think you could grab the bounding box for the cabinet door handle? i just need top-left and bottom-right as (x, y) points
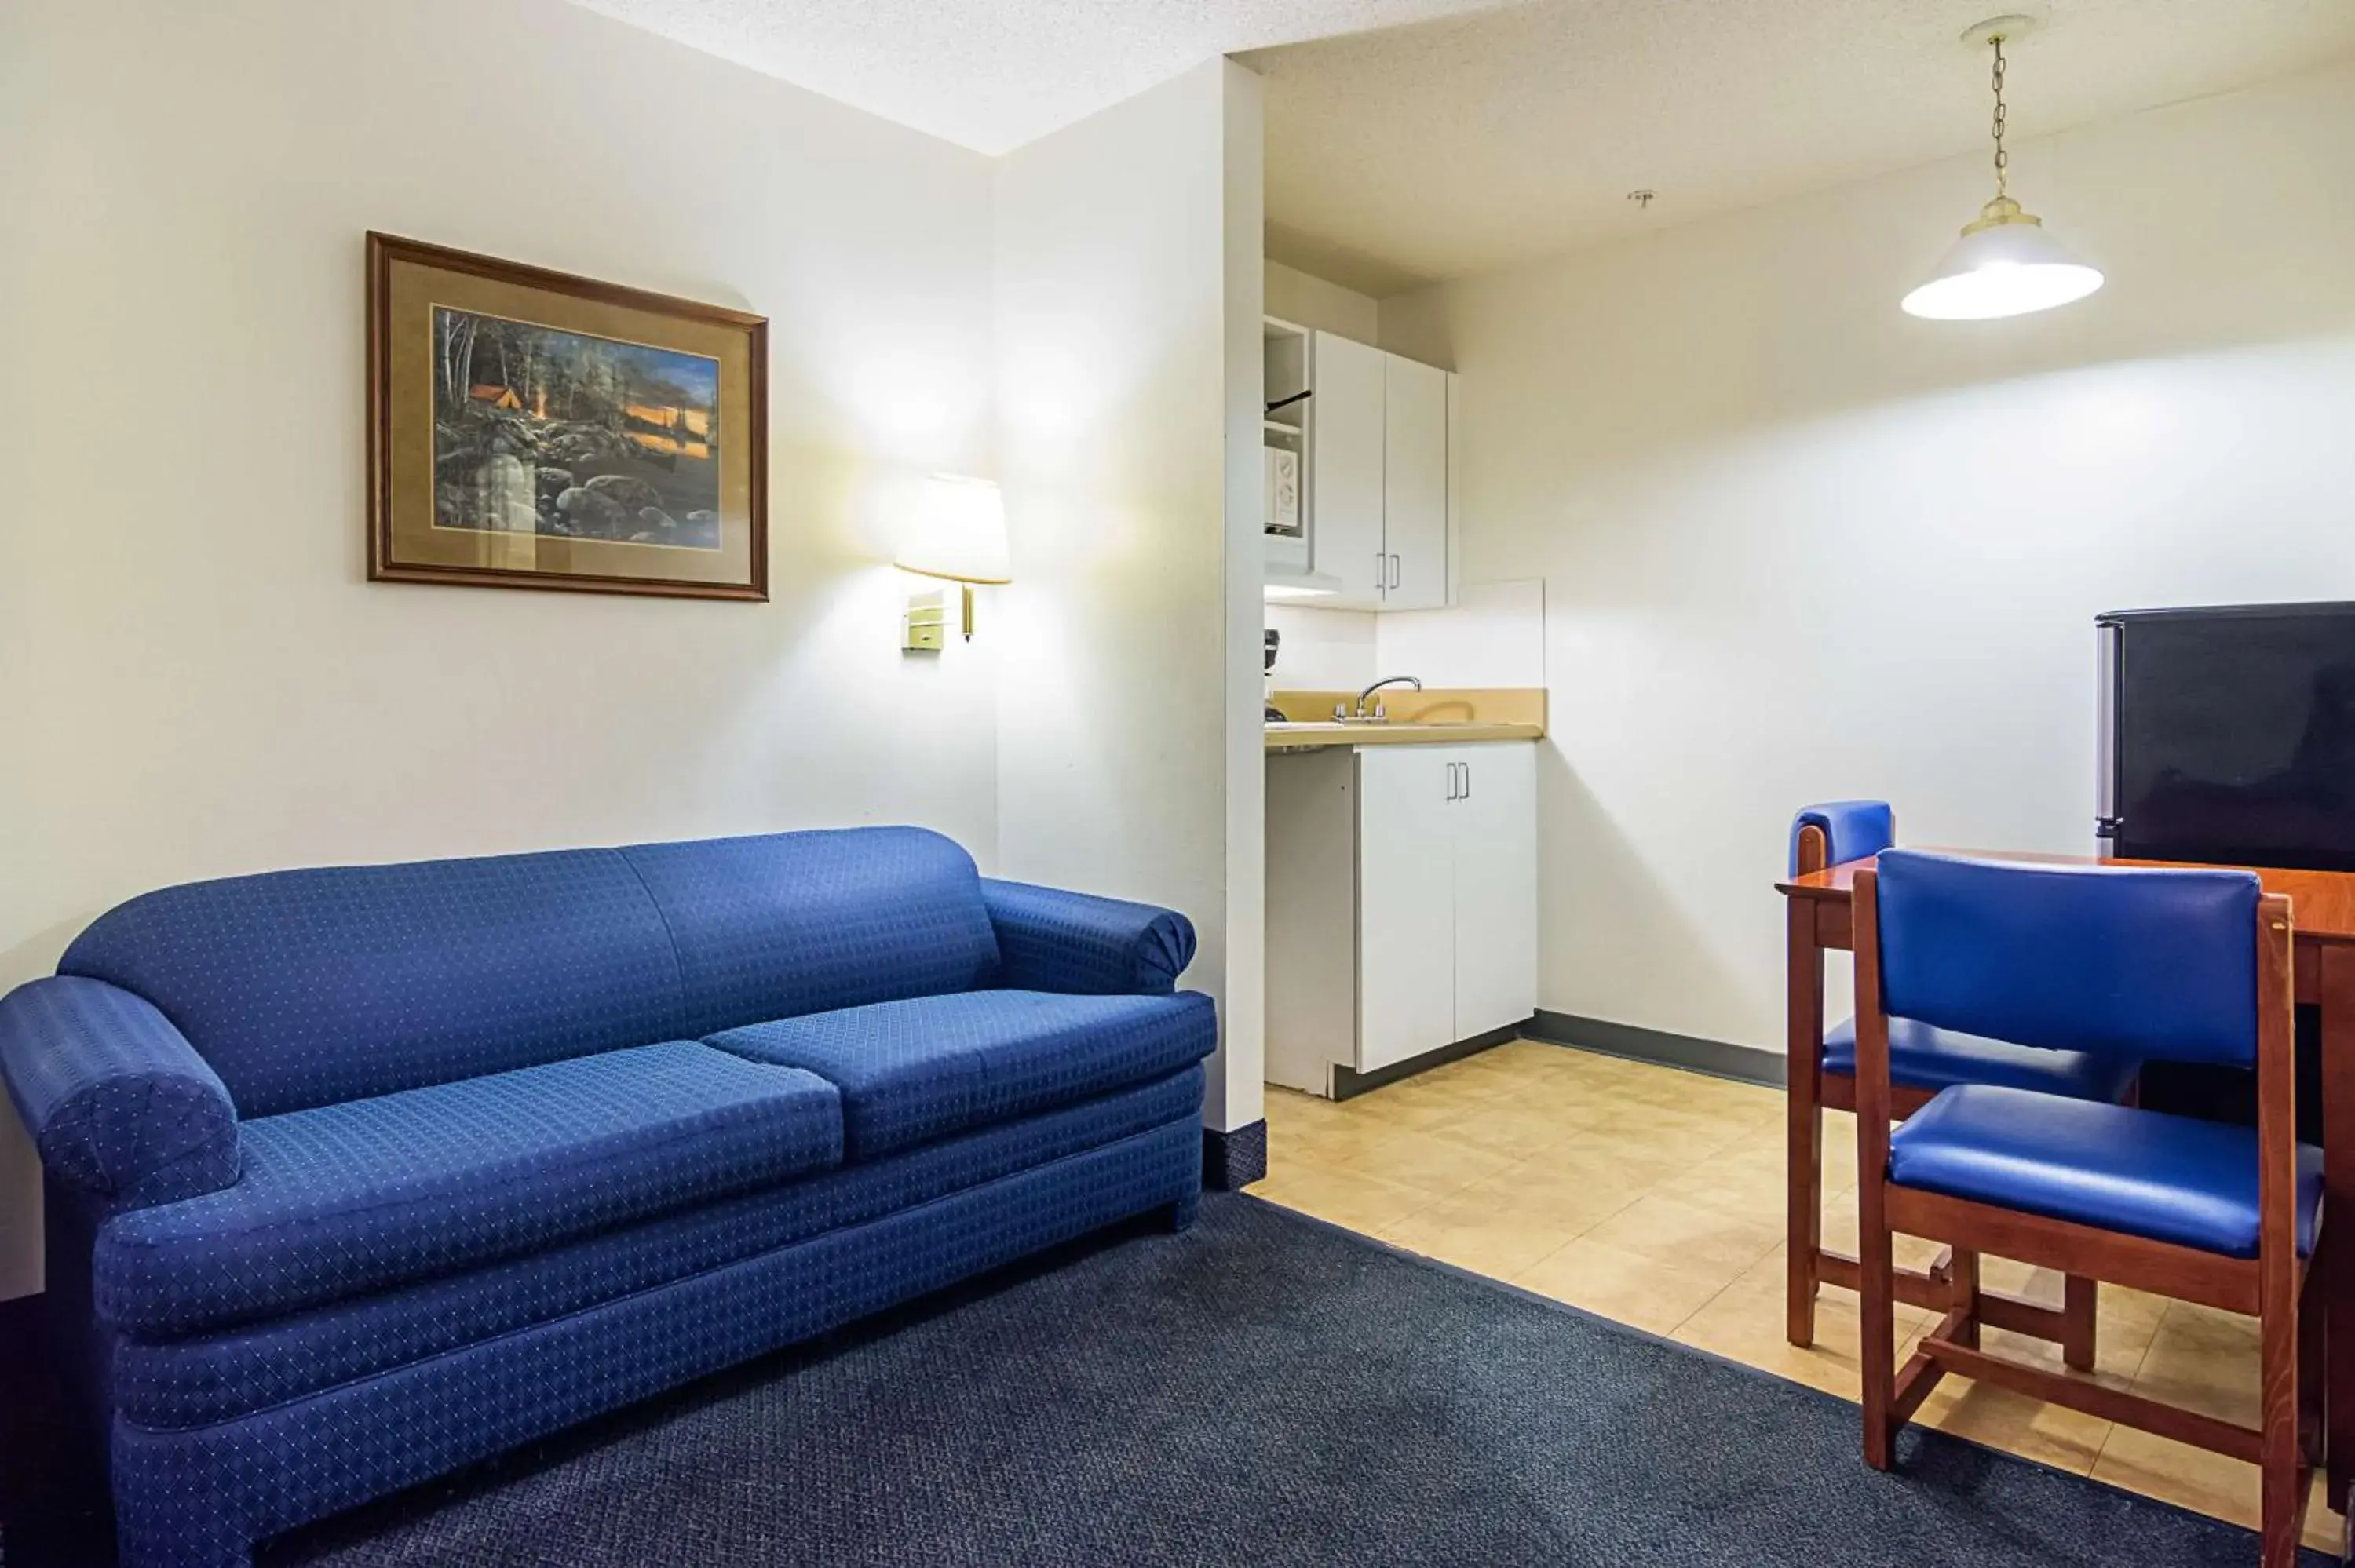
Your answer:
(1375, 549), (1386, 597)
(1444, 762), (1460, 801)
(1462, 761), (1472, 800)
(1389, 553), (1401, 589)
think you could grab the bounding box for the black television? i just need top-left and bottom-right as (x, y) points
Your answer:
(2098, 602), (2355, 872)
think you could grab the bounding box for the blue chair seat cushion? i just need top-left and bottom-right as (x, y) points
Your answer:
(96, 1041), (843, 1335)
(707, 990), (1218, 1161)
(1889, 1083), (2322, 1259)
(1823, 1016), (2138, 1103)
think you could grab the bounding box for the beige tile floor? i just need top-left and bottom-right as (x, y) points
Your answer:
(1247, 1038), (2345, 1553)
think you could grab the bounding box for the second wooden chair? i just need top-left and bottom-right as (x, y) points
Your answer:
(1784, 801), (2135, 1362)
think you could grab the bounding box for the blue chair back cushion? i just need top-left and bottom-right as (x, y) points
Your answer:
(622, 827), (999, 1040)
(1789, 800), (1894, 877)
(62, 850), (687, 1117)
(1874, 849), (2261, 1069)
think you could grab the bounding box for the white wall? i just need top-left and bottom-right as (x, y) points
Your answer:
(1266, 603), (1378, 690)
(1265, 260), (1379, 343)
(1266, 580), (1546, 694)
(0, 0), (1010, 1294)
(1379, 60), (2355, 1055)
(994, 60), (1267, 1133)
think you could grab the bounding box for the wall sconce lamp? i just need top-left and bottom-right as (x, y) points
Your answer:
(896, 474), (1010, 651)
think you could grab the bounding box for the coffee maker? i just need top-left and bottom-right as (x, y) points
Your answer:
(1264, 629), (1284, 723)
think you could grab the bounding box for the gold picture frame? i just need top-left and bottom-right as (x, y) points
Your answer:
(367, 232), (768, 600)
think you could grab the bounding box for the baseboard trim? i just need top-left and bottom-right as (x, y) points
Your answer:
(1203, 1121), (1267, 1191)
(1331, 1022), (1524, 1102)
(1525, 1011), (1784, 1089)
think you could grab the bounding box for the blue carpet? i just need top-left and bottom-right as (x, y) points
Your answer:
(237, 1193), (2325, 1566)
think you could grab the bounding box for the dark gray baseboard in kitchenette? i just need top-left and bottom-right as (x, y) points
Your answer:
(1203, 1121), (1267, 1190)
(1525, 1011), (1785, 1089)
(1330, 1022), (1524, 1101)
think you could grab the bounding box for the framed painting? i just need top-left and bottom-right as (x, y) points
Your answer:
(367, 232), (767, 600)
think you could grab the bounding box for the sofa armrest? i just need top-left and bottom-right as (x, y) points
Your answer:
(0, 977), (241, 1207)
(980, 879), (1196, 996)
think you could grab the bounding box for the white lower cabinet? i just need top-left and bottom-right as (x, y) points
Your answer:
(1356, 742), (1538, 1071)
(1265, 741), (1539, 1092)
(1448, 742), (1539, 1041)
(1356, 746), (1460, 1072)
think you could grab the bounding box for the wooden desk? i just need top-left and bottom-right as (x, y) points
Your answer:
(1779, 848), (2355, 1511)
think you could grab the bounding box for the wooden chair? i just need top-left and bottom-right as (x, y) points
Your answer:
(1787, 804), (2128, 1361)
(1853, 850), (2320, 1567)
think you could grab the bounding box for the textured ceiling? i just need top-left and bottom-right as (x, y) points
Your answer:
(1251, 0), (2355, 295)
(568, 0), (1503, 155)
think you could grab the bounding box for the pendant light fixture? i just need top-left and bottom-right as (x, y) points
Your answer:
(1902, 17), (2103, 321)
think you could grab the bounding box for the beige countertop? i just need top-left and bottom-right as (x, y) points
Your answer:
(1263, 687), (1546, 750)
(1265, 720), (1543, 749)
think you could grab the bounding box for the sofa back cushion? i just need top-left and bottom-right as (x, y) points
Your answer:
(58, 826), (999, 1116)
(61, 850), (686, 1117)
(622, 826), (999, 1039)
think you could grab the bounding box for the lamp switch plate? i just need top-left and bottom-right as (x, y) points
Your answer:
(904, 589), (946, 653)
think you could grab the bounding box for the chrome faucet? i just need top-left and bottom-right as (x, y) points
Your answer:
(1353, 675), (1422, 720)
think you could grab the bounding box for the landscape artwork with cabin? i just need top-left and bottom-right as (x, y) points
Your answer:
(432, 306), (724, 552)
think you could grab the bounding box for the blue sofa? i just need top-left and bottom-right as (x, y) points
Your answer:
(0, 826), (1216, 1567)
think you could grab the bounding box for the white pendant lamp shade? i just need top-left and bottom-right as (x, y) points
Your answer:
(897, 474), (1011, 585)
(1903, 196), (2104, 320)
(1904, 21), (2103, 322)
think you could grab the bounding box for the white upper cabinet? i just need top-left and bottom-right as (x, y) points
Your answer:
(1298, 330), (1453, 612)
(1382, 354), (1450, 611)
(1308, 331), (1388, 608)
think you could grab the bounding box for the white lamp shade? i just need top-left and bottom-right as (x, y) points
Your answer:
(1902, 211), (2104, 321)
(898, 475), (1011, 584)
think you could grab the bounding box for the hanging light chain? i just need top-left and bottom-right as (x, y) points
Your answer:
(1990, 35), (2009, 199)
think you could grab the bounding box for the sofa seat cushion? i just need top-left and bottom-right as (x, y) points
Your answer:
(114, 1067), (1206, 1429)
(1823, 1016), (2139, 1103)
(1889, 1084), (2322, 1259)
(708, 990), (1217, 1161)
(96, 1042), (842, 1336)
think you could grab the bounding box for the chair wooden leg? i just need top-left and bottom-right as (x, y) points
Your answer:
(1860, 1181), (1898, 1471)
(1787, 1057), (1823, 1348)
(2301, 1258), (2327, 1468)
(1948, 1249), (1981, 1350)
(2061, 1274), (2098, 1373)
(1787, 895), (1826, 1350)
(2261, 1284), (2309, 1568)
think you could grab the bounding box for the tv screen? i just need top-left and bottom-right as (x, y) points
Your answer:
(2111, 603), (2355, 871)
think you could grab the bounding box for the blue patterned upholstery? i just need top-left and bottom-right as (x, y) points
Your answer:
(0, 825), (1208, 1568)
(1788, 799), (1895, 877)
(0, 977), (239, 1205)
(1889, 1085), (2322, 1257)
(708, 990), (1216, 1160)
(982, 879), (1196, 994)
(58, 848), (686, 1116)
(624, 828), (1001, 1038)
(1820, 1016), (2140, 1103)
(97, 1042), (842, 1336)
(115, 1068), (1203, 1429)
(1876, 849), (2261, 1069)
(1798, 820), (2142, 1110)
(113, 1119), (1203, 1568)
